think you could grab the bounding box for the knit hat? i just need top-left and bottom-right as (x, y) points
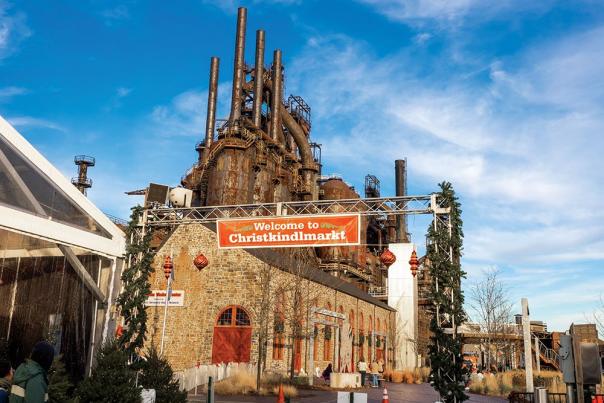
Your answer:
(31, 341), (55, 372)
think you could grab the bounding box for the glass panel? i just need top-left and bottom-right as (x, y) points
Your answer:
(235, 308), (250, 326)
(0, 135), (112, 238)
(0, 228), (100, 379)
(217, 308), (233, 326)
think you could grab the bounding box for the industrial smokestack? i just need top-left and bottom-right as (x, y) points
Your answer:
(269, 49), (282, 141)
(203, 57), (220, 162)
(252, 30), (265, 128)
(395, 159), (408, 242)
(229, 7), (247, 127)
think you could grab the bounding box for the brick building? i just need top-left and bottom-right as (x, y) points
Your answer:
(146, 223), (396, 374)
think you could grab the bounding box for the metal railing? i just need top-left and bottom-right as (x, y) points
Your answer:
(508, 391), (567, 403)
(368, 286), (387, 299)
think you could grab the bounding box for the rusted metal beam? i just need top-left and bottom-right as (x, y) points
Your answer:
(252, 30), (265, 128)
(203, 56), (220, 162)
(269, 49), (282, 141)
(229, 7), (247, 126)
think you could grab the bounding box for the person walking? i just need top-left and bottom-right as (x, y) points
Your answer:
(357, 357), (367, 387)
(0, 359), (13, 403)
(370, 360), (380, 388)
(9, 341), (55, 403)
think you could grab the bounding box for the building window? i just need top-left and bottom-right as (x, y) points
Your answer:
(216, 306), (250, 327)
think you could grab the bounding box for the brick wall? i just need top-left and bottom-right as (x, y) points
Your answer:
(146, 223), (394, 373)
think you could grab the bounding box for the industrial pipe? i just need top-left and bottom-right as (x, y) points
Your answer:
(229, 7), (247, 126)
(269, 49), (282, 141)
(252, 30), (265, 128)
(395, 159), (408, 242)
(203, 56), (220, 162)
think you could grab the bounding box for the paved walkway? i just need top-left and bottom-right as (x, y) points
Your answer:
(188, 382), (507, 403)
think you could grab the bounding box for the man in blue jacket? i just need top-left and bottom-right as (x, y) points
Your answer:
(0, 359), (13, 403)
(9, 342), (54, 403)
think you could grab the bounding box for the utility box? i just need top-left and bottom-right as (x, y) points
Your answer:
(580, 343), (602, 385)
(559, 335), (575, 383)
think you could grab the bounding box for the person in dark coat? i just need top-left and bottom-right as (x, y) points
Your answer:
(9, 341), (54, 403)
(321, 363), (333, 382)
(0, 359), (13, 403)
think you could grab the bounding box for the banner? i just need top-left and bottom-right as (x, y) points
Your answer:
(217, 214), (360, 249)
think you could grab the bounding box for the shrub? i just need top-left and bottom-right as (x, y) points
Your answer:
(48, 355), (74, 403)
(75, 339), (140, 403)
(139, 346), (186, 403)
(382, 369), (392, 382)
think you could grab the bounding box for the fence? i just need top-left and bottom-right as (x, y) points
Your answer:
(509, 391), (604, 403)
(509, 391), (567, 403)
(173, 362), (255, 392)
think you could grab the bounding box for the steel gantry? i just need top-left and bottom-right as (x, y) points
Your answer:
(144, 194), (445, 226)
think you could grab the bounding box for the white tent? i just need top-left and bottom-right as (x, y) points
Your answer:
(0, 115), (126, 375)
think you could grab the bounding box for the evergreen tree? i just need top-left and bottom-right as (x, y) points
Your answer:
(117, 206), (154, 357)
(48, 355), (73, 403)
(139, 346), (187, 403)
(75, 339), (140, 403)
(427, 182), (467, 403)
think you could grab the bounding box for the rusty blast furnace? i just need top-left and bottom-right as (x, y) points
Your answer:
(181, 7), (408, 295)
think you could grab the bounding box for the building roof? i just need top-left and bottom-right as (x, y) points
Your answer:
(0, 116), (125, 257)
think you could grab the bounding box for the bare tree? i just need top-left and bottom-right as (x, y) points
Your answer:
(594, 294), (604, 337)
(249, 263), (276, 391)
(278, 249), (322, 379)
(469, 268), (513, 370)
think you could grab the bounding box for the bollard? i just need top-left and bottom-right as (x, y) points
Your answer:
(349, 391), (354, 403)
(535, 387), (548, 403)
(207, 376), (214, 403)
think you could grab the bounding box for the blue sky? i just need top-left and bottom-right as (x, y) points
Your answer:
(1, 0), (603, 333)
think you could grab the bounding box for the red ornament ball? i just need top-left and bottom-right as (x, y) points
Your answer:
(193, 253), (209, 270)
(163, 256), (173, 280)
(379, 248), (397, 267)
(409, 250), (419, 277)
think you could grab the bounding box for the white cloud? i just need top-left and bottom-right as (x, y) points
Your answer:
(286, 28), (604, 273)
(0, 1), (31, 60)
(7, 116), (65, 132)
(149, 81), (231, 137)
(104, 87), (133, 111)
(100, 5), (130, 24)
(414, 32), (432, 44)
(356, 0), (554, 25)
(0, 85), (27, 100)
(116, 87), (132, 98)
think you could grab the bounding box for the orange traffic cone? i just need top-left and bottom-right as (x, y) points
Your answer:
(277, 384), (285, 403)
(382, 387), (389, 403)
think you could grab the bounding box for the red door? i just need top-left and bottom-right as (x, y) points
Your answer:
(212, 306), (252, 364)
(294, 338), (302, 372)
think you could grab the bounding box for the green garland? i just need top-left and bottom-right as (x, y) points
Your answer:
(427, 182), (467, 402)
(117, 206), (154, 357)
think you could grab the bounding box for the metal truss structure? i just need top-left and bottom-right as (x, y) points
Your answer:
(144, 194), (446, 227)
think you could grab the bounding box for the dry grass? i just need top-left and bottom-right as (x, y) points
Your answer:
(387, 368), (430, 384)
(391, 371), (404, 383)
(272, 385), (298, 397)
(469, 370), (577, 397)
(214, 370), (298, 397)
(413, 367), (430, 384)
(214, 370), (257, 395)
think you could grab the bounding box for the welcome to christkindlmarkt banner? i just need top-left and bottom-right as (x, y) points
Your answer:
(216, 213), (361, 249)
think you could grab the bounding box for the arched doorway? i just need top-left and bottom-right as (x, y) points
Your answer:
(212, 305), (252, 364)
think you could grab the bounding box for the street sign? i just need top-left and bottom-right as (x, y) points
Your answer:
(216, 213), (361, 249)
(146, 290), (185, 306)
